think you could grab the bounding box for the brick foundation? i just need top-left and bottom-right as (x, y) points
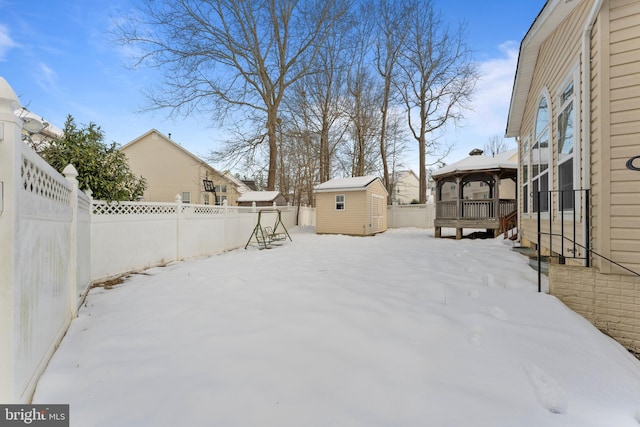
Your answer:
(549, 264), (640, 354)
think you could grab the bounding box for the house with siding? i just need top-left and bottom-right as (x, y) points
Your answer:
(314, 176), (388, 236)
(120, 129), (248, 205)
(390, 170), (420, 205)
(506, 0), (640, 353)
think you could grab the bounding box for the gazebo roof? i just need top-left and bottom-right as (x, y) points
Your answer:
(432, 149), (518, 179)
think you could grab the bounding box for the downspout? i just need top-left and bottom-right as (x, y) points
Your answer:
(581, 0), (604, 266)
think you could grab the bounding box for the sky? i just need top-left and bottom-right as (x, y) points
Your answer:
(0, 0), (546, 174)
(33, 227), (640, 426)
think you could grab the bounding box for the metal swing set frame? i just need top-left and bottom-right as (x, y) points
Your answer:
(244, 209), (292, 249)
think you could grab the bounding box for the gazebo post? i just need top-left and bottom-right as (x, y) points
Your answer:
(435, 181), (442, 238)
(456, 176), (463, 239)
(492, 172), (500, 237)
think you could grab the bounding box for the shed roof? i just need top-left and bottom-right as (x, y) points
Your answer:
(314, 176), (384, 193)
(432, 149), (518, 178)
(237, 191), (282, 202)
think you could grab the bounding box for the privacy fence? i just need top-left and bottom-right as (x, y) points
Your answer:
(0, 78), (435, 404)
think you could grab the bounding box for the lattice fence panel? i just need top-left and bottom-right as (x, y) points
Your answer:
(92, 201), (177, 215)
(21, 156), (70, 205)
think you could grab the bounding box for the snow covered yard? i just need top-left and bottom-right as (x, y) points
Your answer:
(33, 227), (640, 426)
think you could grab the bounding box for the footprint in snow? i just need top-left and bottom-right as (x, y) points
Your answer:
(489, 306), (508, 321)
(524, 363), (568, 414)
(468, 326), (483, 346)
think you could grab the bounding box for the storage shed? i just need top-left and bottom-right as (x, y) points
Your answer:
(237, 191), (287, 207)
(314, 176), (388, 236)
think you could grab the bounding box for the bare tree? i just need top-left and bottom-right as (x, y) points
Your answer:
(396, 0), (478, 203)
(484, 134), (509, 157)
(116, 0), (349, 190)
(373, 0), (413, 197)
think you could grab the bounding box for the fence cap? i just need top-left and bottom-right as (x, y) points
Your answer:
(0, 77), (21, 112)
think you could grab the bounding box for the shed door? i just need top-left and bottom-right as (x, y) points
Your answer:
(371, 194), (385, 233)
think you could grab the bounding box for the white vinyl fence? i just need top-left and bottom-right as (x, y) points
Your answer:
(297, 204), (435, 229)
(91, 200), (295, 281)
(0, 77), (297, 403)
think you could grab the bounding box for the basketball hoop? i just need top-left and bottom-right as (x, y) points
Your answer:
(203, 179), (218, 204)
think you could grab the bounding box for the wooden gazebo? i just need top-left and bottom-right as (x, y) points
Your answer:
(432, 149), (518, 239)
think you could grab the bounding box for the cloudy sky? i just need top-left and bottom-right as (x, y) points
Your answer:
(0, 0), (545, 172)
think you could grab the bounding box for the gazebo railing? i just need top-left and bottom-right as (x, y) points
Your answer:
(436, 199), (516, 220)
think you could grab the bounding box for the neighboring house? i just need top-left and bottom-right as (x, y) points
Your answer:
(390, 170), (420, 205)
(314, 176), (388, 236)
(120, 129), (246, 205)
(237, 191), (287, 207)
(506, 0), (640, 353)
(431, 149), (518, 239)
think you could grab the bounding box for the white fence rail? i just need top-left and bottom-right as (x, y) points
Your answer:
(297, 204), (435, 229)
(92, 200), (295, 281)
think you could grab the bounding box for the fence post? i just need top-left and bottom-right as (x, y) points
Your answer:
(175, 194), (182, 260)
(63, 164), (80, 316)
(0, 77), (23, 403)
(222, 199), (228, 251)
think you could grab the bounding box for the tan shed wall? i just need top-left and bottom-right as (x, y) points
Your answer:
(315, 180), (387, 236)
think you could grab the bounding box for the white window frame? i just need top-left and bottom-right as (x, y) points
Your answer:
(335, 194), (345, 210)
(182, 191), (191, 204)
(521, 136), (531, 215)
(556, 66), (579, 214)
(531, 89), (552, 216)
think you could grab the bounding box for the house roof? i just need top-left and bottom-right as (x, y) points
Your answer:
(237, 191), (282, 202)
(505, 0), (584, 137)
(314, 176), (384, 193)
(222, 172), (252, 194)
(432, 149), (518, 178)
(120, 129), (209, 165)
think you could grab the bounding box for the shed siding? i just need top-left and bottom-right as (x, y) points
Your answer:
(607, 0), (640, 274)
(315, 178), (388, 236)
(316, 191), (370, 235)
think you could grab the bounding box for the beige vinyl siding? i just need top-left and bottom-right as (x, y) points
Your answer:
(607, 0), (640, 274)
(590, 5), (610, 271)
(124, 133), (203, 203)
(518, 0), (590, 258)
(121, 131), (242, 205)
(316, 190), (371, 235)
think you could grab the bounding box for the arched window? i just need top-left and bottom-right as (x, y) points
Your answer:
(532, 95), (550, 212)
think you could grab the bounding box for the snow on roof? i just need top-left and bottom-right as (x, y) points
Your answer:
(237, 191), (282, 202)
(314, 176), (379, 192)
(432, 149), (518, 178)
